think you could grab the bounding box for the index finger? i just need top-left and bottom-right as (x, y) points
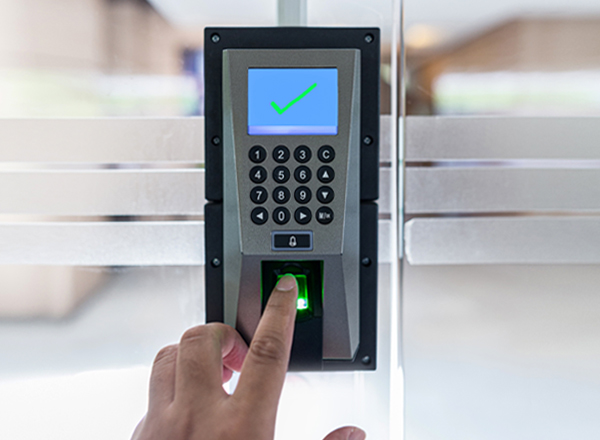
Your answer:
(233, 275), (298, 413)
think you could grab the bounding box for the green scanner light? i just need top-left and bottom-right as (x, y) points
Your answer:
(278, 274), (309, 310)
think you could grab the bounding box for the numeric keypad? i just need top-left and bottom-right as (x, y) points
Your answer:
(247, 144), (337, 226)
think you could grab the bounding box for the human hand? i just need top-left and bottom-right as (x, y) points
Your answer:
(132, 275), (366, 440)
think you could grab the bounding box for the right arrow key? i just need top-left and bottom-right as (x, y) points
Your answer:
(294, 207), (312, 225)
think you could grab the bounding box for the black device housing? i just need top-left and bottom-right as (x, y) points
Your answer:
(204, 27), (379, 371)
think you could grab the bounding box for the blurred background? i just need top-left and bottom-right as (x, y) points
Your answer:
(2, 0), (600, 118)
(0, 0), (204, 118)
(402, 2), (600, 440)
(1, 0), (600, 439)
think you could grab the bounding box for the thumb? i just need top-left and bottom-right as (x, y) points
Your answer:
(323, 426), (366, 440)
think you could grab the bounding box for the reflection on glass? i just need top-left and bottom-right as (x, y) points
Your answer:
(406, 15), (600, 115)
(0, 0), (203, 117)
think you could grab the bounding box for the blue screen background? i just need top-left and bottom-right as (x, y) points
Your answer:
(248, 68), (338, 135)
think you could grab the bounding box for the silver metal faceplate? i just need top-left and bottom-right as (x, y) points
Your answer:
(222, 49), (361, 360)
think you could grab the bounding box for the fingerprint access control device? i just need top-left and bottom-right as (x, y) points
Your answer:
(204, 27), (380, 371)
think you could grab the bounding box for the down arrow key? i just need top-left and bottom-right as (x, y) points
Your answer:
(317, 186), (334, 204)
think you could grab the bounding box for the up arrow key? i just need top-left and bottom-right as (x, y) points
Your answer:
(318, 166), (334, 183)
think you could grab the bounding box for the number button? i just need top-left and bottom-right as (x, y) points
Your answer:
(249, 145), (266, 163)
(273, 145), (290, 163)
(294, 145), (312, 163)
(273, 207), (290, 225)
(295, 207), (312, 225)
(294, 166), (312, 184)
(250, 186), (268, 204)
(250, 166), (267, 183)
(316, 207), (334, 224)
(251, 207), (268, 225)
(294, 186), (312, 204)
(317, 166), (334, 183)
(317, 186), (334, 204)
(318, 145), (335, 163)
(273, 166), (290, 183)
(273, 186), (290, 204)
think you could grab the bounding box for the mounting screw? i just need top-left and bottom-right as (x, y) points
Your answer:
(364, 33), (374, 44)
(211, 33), (220, 44)
(363, 136), (373, 145)
(361, 355), (371, 365)
(211, 258), (221, 268)
(212, 136), (221, 146)
(361, 257), (371, 267)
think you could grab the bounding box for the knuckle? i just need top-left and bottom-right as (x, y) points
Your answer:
(249, 334), (287, 364)
(204, 322), (231, 336)
(180, 325), (213, 344)
(180, 322), (233, 346)
(153, 344), (177, 366)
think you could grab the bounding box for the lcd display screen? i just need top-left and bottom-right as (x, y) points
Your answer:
(248, 68), (338, 135)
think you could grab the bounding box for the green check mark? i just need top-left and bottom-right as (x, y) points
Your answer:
(271, 83), (317, 115)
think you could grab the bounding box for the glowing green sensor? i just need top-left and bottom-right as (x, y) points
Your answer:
(278, 274), (309, 310)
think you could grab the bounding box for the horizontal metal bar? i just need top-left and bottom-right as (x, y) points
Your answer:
(380, 115), (393, 163)
(0, 118), (204, 163)
(379, 167), (392, 214)
(0, 219), (393, 266)
(406, 117), (600, 161)
(0, 167), (393, 216)
(405, 168), (600, 214)
(0, 222), (204, 266)
(0, 116), (393, 165)
(405, 217), (600, 265)
(378, 219), (393, 264)
(0, 170), (204, 216)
